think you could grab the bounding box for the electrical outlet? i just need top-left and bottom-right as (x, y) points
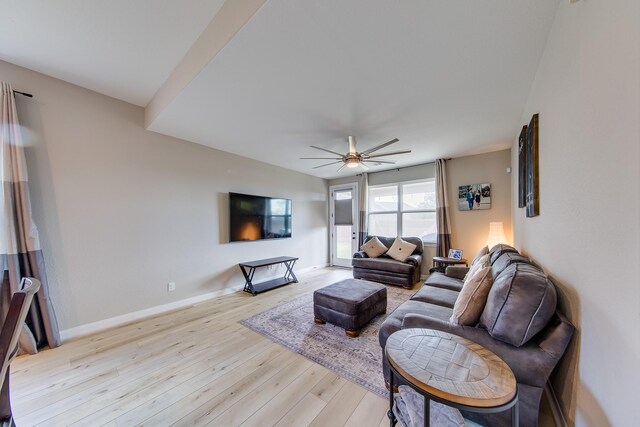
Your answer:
(167, 282), (176, 292)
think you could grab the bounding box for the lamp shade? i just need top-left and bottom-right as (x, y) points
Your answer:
(486, 222), (507, 249)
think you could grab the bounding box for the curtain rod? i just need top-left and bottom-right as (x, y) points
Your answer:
(13, 90), (33, 98)
(355, 158), (451, 175)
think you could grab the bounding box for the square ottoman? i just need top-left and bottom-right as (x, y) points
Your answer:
(313, 278), (387, 337)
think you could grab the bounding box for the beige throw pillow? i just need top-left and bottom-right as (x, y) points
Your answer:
(386, 237), (417, 262)
(471, 246), (489, 266)
(361, 236), (388, 258)
(464, 254), (489, 280)
(450, 266), (494, 325)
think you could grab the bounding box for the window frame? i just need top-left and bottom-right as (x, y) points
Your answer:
(368, 178), (436, 243)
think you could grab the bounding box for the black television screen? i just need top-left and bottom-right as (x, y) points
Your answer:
(229, 192), (292, 242)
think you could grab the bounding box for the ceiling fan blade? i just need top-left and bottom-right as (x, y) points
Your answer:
(361, 138), (400, 155)
(366, 149), (412, 159)
(336, 163), (347, 172)
(300, 157), (343, 160)
(310, 145), (345, 157)
(362, 159), (396, 164)
(359, 162), (370, 171)
(313, 161), (344, 169)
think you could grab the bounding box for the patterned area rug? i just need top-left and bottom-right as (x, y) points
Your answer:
(239, 285), (416, 397)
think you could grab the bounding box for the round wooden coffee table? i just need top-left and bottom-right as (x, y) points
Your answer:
(385, 328), (518, 426)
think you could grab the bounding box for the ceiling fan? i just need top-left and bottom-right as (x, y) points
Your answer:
(300, 136), (411, 172)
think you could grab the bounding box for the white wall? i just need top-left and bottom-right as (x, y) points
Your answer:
(1, 60), (329, 333)
(512, 1), (640, 426)
(447, 150), (512, 260)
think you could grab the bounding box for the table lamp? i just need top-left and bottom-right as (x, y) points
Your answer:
(486, 222), (507, 250)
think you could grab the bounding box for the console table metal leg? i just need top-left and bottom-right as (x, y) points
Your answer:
(424, 396), (430, 427)
(240, 266), (257, 296)
(284, 260), (298, 283)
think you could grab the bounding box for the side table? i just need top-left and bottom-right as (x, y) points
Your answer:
(385, 328), (518, 427)
(430, 256), (468, 274)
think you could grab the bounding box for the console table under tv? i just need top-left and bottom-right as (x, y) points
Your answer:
(239, 256), (299, 296)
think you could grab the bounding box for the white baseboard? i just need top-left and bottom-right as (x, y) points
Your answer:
(60, 284), (244, 343)
(59, 263), (330, 343)
(296, 263), (330, 274)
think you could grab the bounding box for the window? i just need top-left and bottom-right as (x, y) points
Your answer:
(368, 180), (437, 243)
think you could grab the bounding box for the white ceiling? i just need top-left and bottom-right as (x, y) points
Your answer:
(1, 0), (560, 179)
(0, 0), (225, 106)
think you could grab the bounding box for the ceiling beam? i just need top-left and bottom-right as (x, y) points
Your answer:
(144, 0), (267, 129)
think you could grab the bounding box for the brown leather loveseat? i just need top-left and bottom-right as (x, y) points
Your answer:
(352, 236), (423, 288)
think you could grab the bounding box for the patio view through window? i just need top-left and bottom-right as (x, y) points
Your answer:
(368, 180), (437, 243)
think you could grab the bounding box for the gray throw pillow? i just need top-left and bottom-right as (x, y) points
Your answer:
(479, 263), (557, 347)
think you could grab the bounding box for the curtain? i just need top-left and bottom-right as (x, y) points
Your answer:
(435, 159), (452, 258)
(357, 172), (368, 247)
(1, 82), (60, 353)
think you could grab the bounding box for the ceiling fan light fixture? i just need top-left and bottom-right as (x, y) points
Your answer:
(346, 158), (359, 168)
(302, 136), (409, 172)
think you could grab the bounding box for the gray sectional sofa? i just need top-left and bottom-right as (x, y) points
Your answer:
(379, 244), (575, 427)
(352, 236), (423, 288)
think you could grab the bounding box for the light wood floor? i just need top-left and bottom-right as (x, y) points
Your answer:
(11, 267), (393, 427)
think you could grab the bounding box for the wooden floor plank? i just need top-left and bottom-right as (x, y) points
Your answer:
(274, 393), (327, 427)
(141, 349), (299, 426)
(10, 268), (397, 427)
(110, 341), (283, 427)
(205, 357), (315, 426)
(240, 364), (329, 427)
(309, 380), (368, 427)
(344, 391), (389, 427)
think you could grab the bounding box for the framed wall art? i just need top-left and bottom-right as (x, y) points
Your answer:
(458, 183), (491, 211)
(518, 125), (527, 208)
(525, 113), (539, 217)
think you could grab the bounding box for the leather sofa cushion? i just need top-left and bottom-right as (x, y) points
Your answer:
(424, 272), (464, 292)
(479, 263), (557, 347)
(378, 300), (453, 347)
(353, 268), (416, 288)
(352, 256), (415, 274)
(489, 243), (519, 264)
(491, 252), (532, 280)
(444, 266), (469, 280)
(411, 285), (459, 308)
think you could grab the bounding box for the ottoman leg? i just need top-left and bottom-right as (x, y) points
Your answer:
(314, 317), (326, 324)
(345, 329), (360, 338)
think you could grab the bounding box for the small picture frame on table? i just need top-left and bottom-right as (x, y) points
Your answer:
(448, 249), (463, 260)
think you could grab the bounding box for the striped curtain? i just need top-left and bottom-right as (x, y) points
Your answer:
(357, 172), (368, 248)
(1, 82), (60, 353)
(435, 159), (452, 257)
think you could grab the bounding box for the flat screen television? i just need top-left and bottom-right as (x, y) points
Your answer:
(229, 192), (292, 242)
